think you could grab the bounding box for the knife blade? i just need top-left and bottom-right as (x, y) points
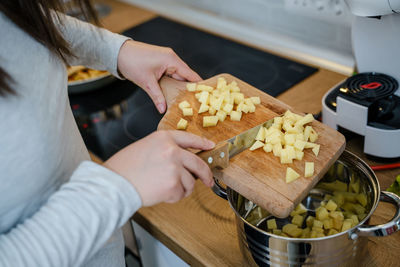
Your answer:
(197, 117), (276, 169)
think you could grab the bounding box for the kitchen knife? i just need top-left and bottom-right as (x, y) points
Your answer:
(196, 117), (276, 169)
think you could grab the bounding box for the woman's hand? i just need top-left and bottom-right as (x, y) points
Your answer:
(104, 130), (215, 206)
(117, 40), (202, 113)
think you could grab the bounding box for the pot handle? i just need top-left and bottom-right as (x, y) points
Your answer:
(352, 191), (400, 239)
(211, 178), (228, 200)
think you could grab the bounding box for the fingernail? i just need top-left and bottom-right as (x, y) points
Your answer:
(209, 179), (215, 187)
(207, 140), (215, 148)
(157, 103), (166, 113)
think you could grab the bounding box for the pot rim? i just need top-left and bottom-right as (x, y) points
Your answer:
(226, 150), (381, 241)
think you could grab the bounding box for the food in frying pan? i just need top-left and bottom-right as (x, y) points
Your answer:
(387, 174), (400, 196)
(67, 66), (109, 83)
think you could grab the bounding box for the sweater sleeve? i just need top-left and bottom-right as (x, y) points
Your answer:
(0, 161), (142, 267)
(55, 13), (130, 78)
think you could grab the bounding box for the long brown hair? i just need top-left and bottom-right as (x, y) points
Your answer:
(0, 0), (99, 96)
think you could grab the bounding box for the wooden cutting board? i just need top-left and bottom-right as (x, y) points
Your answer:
(158, 74), (345, 218)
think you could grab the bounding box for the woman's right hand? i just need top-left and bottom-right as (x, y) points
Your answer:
(104, 130), (215, 206)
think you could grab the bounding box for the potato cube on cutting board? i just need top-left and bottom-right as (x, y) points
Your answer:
(216, 110), (227, 122)
(176, 118), (188, 130)
(203, 116), (219, 127)
(178, 100), (191, 110)
(186, 83), (197, 92)
(182, 108), (193, 116)
(286, 167), (300, 183)
(249, 140), (264, 151)
(304, 162), (314, 177)
(230, 111), (242, 121)
(198, 103), (209, 114)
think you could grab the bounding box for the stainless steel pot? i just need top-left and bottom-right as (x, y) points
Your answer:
(213, 150), (400, 266)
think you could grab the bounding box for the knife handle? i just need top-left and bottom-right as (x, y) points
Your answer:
(196, 141), (230, 169)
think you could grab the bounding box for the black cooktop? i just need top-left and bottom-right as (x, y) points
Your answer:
(70, 17), (318, 160)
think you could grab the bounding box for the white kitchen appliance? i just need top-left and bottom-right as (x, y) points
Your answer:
(322, 0), (400, 159)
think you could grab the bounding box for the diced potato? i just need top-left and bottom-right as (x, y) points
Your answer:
(263, 143), (273, 153)
(294, 140), (306, 151)
(280, 149), (293, 164)
(197, 84), (214, 92)
(211, 96), (224, 111)
(309, 128), (318, 142)
(270, 135), (282, 145)
(250, 96), (261, 105)
(195, 92), (202, 99)
(318, 181), (348, 192)
(274, 117), (283, 125)
(295, 150), (304, 161)
(216, 110), (227, 122)
(304, 126), (312, 141)
(267, 219), (278, 229)
(350, 177), (360, 193)
(182, 107), (193, 116)
(357, 213), (367, 221)
(286, 145), (296, 160)
(295, 203), (308, 215)
(282, 224), (302, 237)
(349, 214), (359, 227)
(312, 144), (320, 157)
(313, 220), (323, 228)
(231, 92), (245, 104)
(316, 232), (325, 238)
(203, 116), (219, 127)
(304, 142), (317, 149)
(323, 218), (334, 229)
(255, 127), (266, 141)
(327, 229), (339, 236)
(198, 103), (209, 114)
(186, 82), (197, 92)
(198, 91), (210, 104)
(230, 111), (242, 121)
(295, 133), (304, 141)
(295, 113), (314, 127)
(301, 228), (311, 238)
(177, 118), (188, 130)
(292, 214), (304, 227)
(249, 140), (264, 151)
(304, 162), (314, 178)
(306, 216), (315, 228)
(273, 229), (282, 235)
(208, 107), (217, 115)
(284, 134), (296, 146)
(356, 193), (368, 207)
(310, 230), (318, 238)
(248, 104), (256, 113)
(316, 207), (329, 221)
(178, 100), (191, 110)
(341, 219), (353, 232)
(312, 227), (324, 233)
(223, 103), (234, 114)
(286, 167), (300, 183)
(325, 199), (337, 211)
(332, 217), (344, 231)
(217, 77), (227, 90)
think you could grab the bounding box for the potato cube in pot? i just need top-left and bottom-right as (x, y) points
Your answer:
(306, 216), (315, 228)
(316, 207), (329, 221)
(203, 116), (219, 127)
(301, 228), (311, 238)
(267, 219), (278, 230)
(341, 219), (353, 232)
(313, 220), (323, 228)
(327, 229), (339, 236)
(349, 214), (359, 227)
(176, 118), (188, 130)
(292, 214), (304, 227)
(325, 199), (338, 211)
(323, 218), (334, 229)
(273, 229), (282, 235)
(356, 193), (368, 207)
(282, 224), (302, 237)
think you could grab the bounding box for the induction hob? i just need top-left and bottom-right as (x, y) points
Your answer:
(69, 17), (318, 160)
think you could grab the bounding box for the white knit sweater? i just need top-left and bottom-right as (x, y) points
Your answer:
(0, 12), (142, 267)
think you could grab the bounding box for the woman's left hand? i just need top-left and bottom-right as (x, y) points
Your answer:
(117, 40), (202, 113)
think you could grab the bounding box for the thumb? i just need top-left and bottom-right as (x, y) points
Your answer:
(143, 77), (167, 113)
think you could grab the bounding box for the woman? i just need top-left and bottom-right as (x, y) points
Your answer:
(0, 1), (214, 266)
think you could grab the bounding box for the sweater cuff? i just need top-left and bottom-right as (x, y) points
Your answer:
(101, 32), (131, 79)
(71, 161), (142, 215)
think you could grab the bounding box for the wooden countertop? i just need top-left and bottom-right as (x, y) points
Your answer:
(96, 1), (400, 266)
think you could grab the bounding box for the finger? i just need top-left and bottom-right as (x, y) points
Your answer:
(142, 77), (167, 113)
(180, 169), (196, 197)
(167, 57), (202, 82)
(168, 130), (215, 150)
(179, 148), (214, 187)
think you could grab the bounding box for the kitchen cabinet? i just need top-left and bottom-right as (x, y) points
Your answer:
(95, 1), (400, 266)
